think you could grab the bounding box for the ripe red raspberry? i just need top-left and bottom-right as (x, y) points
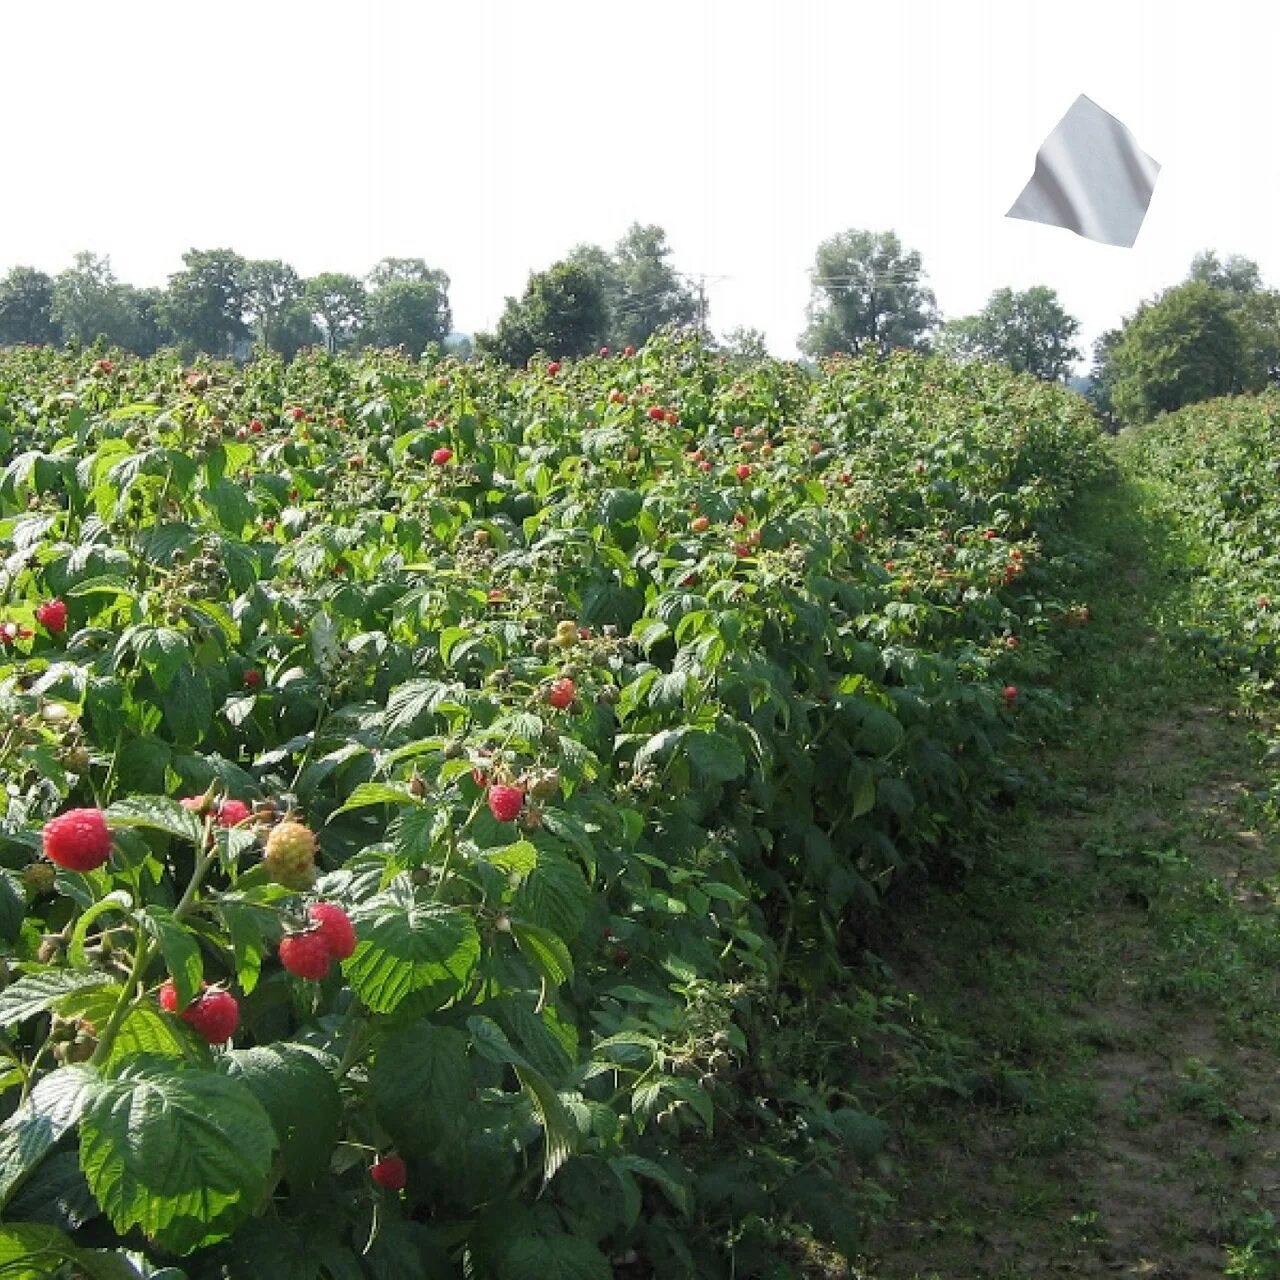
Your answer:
(546, 678), (576, 710)
(158, 978), (180, 1012)
(181, 988), (240, 1043)
(546, 361), (561, 376)
(180, 796), (253, 828)
(35, 600), (68, 634)
(42, 809), (113, 871)
(244, 668), (262, 689)
(1003, 685), (1018, 703)
(647, 406), (666, 421)
(279, 931), (332, 980)
(735, 464), (752, 480)
(308, 902), (356, 959)
(487, 784), (525, 823)
(370, 1154), (407, 1190)
(218, 799), (253, 827)
(431, 447), (453, 465)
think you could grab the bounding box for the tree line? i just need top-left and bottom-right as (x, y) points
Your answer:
(2, 226), (1276, 427)
(0, 224), (701, 366)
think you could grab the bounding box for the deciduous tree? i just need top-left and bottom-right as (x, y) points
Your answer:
(52, 253), (156, 351)
(941, 286), (1081, 382)
(304, 273), (367, 353)
(0, 266), (59, 346)
(160, 248), (250, 357)
(799, 229), (938, 358)
(476, 261), (607, 365)
(1107, 282), (1247, 423)
(365, 271), (451, 357)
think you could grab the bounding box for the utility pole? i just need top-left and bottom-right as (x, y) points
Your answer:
(678, 273), (729, 339)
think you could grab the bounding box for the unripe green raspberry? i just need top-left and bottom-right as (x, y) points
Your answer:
(24, 863), (57, 896)
(263, 821), (317, 889)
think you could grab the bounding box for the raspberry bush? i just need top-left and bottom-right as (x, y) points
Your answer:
(0, 333), (1107, 1276)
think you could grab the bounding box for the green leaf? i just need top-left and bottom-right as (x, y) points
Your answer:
(105, 795), (205, 846)
(850, 762), (877, 818)
(514, 847), (588, 940)
(665, 1077), (715, 1131)
(0, 1065), (99, 1206)
(328, 781), (420, 817)
(514, 1065), (576, 1186)
(830, 1107), (891, 1158)
(96, 1002), (190, 1069)
(163, 666), (213, 745)
(203, 478), (256, 536)
(115, 736), (173, 794)
(370, 1023), (470, 1155)
(438, 625), (469, 666)
(139, 906), (204, 1010)
(466, 1014), (533, 1070)
(501, 1233), (611, 1280)
(217, 901), (271, 995)
(602, 487), (643, 524)
(512, 922), (574, 987)
(633, 726), (686, 774)
(79, 1058), (275, 1255)
(857, 704), (905, 756)
(683, 730), (746, 783)
(219, 1046), (340, 1190)
(384, 678), (455, 735)
(610, 1153), (691, 1215)
(5, 1149), (100, 1233)
(0, 971), (115, 1028)
(344, 893), (480, 1014)
(133, 627), (189, 693)
(0, 1222), (145, 1280)
(483, 839), (538, 879)
(496, 1000), (575, 1081)
(210, 1220), (364, 1280)
(0, 870), (25, 943)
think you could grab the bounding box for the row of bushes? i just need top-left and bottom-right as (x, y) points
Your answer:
(0, 335), (1108, 1276)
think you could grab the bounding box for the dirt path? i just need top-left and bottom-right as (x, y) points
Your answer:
(848, 477), (1280, 1278)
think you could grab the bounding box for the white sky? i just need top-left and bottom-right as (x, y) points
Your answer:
(3, 0), (1278, 366)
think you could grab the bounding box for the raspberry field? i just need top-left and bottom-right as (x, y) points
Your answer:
(2, 338), (1279, 1278)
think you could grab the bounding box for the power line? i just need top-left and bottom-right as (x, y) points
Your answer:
(676, 272), (730, 336)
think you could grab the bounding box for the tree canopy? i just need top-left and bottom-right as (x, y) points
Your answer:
(476, 261), (608, 365)
(566, 224), (699, 351)
(1106, 282), (1247, 423)
(365, 270), (452, 357)
(1097, 253), (1280, 424)
(0, 266), (59, 346)
(941, 286), (1080, 382)
(160, 248), (251, 358)
(51, 254), (159, 353)
(304, 273), (368, 353)
(799, 229), (938, 358)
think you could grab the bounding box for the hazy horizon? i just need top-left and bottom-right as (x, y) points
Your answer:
(4, 0), (1277, 367)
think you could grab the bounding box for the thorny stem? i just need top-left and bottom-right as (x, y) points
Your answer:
(87, 813), (217, 1068)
